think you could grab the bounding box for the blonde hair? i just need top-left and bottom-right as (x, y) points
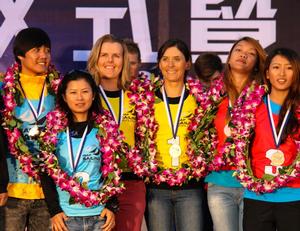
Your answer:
(87, 34), (130, 90)
(224, 36), (266, 102)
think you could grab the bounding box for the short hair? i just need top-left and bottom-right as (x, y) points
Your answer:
(123, 38), (141, 62)
(194, 53), (223, 82)
(57, 69), (102, 124)
(87, 34), (130, 90)
(13, 27), (51, 64)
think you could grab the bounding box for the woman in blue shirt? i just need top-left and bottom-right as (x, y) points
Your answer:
(40, 70), (122, 231)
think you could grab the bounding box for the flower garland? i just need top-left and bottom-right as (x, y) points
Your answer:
(1, 62), (61, 180)
(186, 75), (225, 177)
(234, 98), (300, 193)
(202, 80), (266, 171)
(182, 75), (261, 172)
(126, 75), (223, 186)
(126, 75), (160, 177)
(39, 109), (125, 207)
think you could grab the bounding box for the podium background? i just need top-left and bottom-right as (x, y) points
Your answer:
(0, 0), (299, 74)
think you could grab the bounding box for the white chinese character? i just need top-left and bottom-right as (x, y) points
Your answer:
(191, 0), (277, 62)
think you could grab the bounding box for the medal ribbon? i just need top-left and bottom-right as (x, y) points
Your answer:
(99, 86), (123, 125)
(67, 125), (88, 172)
(225, 98), (233, 125)
(228, 98), (232, 116)
(162, 85), (185, 140)
(18, 80), (46, 122)
(267, 94), (291, 148)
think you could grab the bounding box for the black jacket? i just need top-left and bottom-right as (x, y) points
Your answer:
(0, 125), (8, 194)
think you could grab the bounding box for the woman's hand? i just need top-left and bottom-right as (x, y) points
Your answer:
(0, 192), (8, 206)
(51, 212), (69, 231)
(100, 208), (115, 231)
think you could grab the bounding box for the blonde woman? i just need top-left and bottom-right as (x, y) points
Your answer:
(87, 34), (146, 231)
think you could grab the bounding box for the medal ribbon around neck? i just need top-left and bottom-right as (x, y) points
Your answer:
(162, 85), (185, 140)
(267, 94), (291, 148)
(228, 98), (233, 116)
(224, 99), (233, 137)
(99, 86), (124, 125)
(18, 80), (46, 122)
(67, 125), (89, 172)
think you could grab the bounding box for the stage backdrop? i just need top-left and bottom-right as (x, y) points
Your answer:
(0, 0), (299, 73)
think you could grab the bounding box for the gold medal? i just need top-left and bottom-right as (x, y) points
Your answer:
(266, 149), (285, 166)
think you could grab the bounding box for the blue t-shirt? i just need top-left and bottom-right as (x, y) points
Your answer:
(205, 170), (242, 187)
(55, 128), (104, 216)
(7, 94), (55, 184)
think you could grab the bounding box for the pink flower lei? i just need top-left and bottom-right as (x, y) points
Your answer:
(126, 75), (223, 186)
(192, 77), (300, 194)
(202, 79), (267, 172)
(234, 99), (300, 193)
(39, 108), (125, 207)
(1, 62), (61, 180)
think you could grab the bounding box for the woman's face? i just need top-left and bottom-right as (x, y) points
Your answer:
(97, 42), (123, 81)
(159, 46), (190, 83)
(63, 78), (94, 120)
(228, 40), (258, 74)
(266, 54), (294, 94)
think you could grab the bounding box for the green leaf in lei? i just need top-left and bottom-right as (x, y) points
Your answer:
(17, 139), (29, 152)
(262, 173), (275, 181)
(46, 71), (60, 95)
(229, 146), (236, 158)
(245, 151), (254, 176)
(107, 172), (115, 181)
(81, 182), (88, 190)
(98, 126), (106, 137)
(155, 97), (162, 104)
(118, 154), (128, 169)
(69, 196), (76, 205)
(15, 89), (24, 106)
(8, 119), (17, 128)
(19, 143), (29, 153)
(190, 142), (197, 151)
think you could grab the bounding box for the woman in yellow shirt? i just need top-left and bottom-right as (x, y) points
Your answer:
(129, 39), (206, 231)
(87, 34), (145, 231)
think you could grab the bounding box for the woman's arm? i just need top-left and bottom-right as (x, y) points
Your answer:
(0, 126), (8, 206)
(40, 172), (63, 217)
(40, 173), (69, 231)
(105, 196), (119, 213)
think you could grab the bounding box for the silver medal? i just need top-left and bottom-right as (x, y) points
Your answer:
(28, 125), (40, 137)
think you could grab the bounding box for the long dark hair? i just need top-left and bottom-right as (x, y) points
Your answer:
(56, 69), (102, 124)
(264, 48), (300, 141)
(224, 37), (266, 102)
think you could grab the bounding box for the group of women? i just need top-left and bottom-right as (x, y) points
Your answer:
(1, 29), (300, 231)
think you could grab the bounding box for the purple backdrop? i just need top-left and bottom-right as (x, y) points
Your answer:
(0, 0), (299, 73)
